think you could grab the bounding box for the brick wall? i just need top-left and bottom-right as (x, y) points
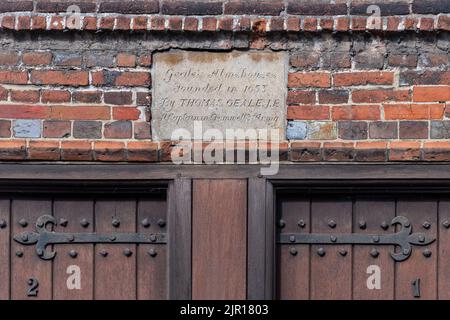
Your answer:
(0, 0), (449, 162)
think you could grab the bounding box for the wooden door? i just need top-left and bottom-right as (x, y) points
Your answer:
(276, 194), (442, 300)
(1, 194), (168, 300)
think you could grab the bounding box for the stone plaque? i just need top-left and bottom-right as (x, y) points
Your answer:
(152, 51), (287, 140)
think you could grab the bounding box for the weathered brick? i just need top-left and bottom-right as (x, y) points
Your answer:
(320, 18), (334, 31)
(423, 142), (450, 161)
(404, 17), (418, 30)
(431, 121), (450, 139)
(303, 18), (318, 32)
(388, 54), (418, 68)
(115, 72), (151, 87)
(163, 1), (222, 15)
(83, 17), (97, 30)
(100, 1), (159, 14)
(116, 53), (136, 68)
(0, 140), (26, 160)
(399, 121), (428, 139)
(236, 16), (251, 31)
(438, 15), (450, 30)
(323, 142), (355, 161)
(31, 15), (46, 30)
(13, 119), (41, 138)
(0, 70), (28, 84)
(286, 17), (301, 32)
(384, 103), (445, 120)
(31, 70), (89, 86)
(73, 121), (102, 139)
(412, 0), (450, 14)
(36, 1), (96, 13)
(99, 17), (115, 30)
(11, 90), (40, 103)
(17, 16), (31, 30)
(350, 1), (410, 15)
(219, 17), (233, 31)
(85, 52), (115, 68)
(127, 141), (158, 162)
(22, 51), (52, 66)
(419, 53), (449, 68)
(322, 52), (351, 69)
(352, 89), (410, 103)
(226, 1), (284, 15)
(420, 18), (435, 31)
(104, 91), (133, 105)
(401, 71), (450, 86)
(288, 72), (330, 88)
(355, 142), (388, 162)
(287, 1), (347, 15)
(43, 120), (71, 138)
(0, 1), (33, 12)
(72, 90), (102, 104)
(389, 141), (422, 161)
(61, 141), (93, 161)
(50, 16), (64, 30)
(352, 17), (367, 30)
(150, 16), (166, 31)
(168, 17), (183, 31)
(413, 86), (450, 102)
(287, 91), (316, 105)
(202, 17), (217, 31)
(287, 105), (329, 120)
(0, 86), (7, 101)
(136, 92), (152, 105)
(49, 106), (110, 120)
(290, 142), (322, 162)
(0, 120), (11, 137)
(133, 16), (148, 31)
(369, 121), (398, 139)
(270, 17), (284, 32)
(104, 121), (132, 139)
(184, 17), (199, 31)
(112, 107), (140, 120)
(28, 141), (60, 160)
(134, 122), (151, 139)
(115, 17), (131, 30)
(338, 121), (368, 140)
(335, 17), (350, 31)
(0, 105), (48, 119)
(290, 53), (320, 69)
(53, 52), (82, 67)
(1, 16), (15, 29)
(318, 90), (349, 104)
(0, 51), (20, 65)
(307, 121), (336, 140)
(332, 105), (380, 120)
(333, 72), (394, 86)
(138, 55), (152, 67)
(94, 141), (126, 161)
(41, 90), (71, 103)
(286, 121), (307, 140)
(386, 17), (401, 31)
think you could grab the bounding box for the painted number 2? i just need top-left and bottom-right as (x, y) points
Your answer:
(27, 278), (39, 297)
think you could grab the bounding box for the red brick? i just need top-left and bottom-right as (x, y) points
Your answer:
(31, 70), (89, 86)
(72, 90), (102, 104)
(320, 18), (334, 31)
(438, 15), (450, 31)
(49, 106), (110, 120)
(31, 15), (46, 30)
(91, 71), (104, 86)
(22, 51), (52, 65)
(61, 141), (93, 161)
(288, 72), (331, 88)
(104, 121), (132, 139)
(386, 17), (401, 31)
(404, 17), (418, 30)
(184, 17), (198, 31)
(133, 16), (148, 31)
(0, 120), (11, 137)
(43, 120), (71, 138)
(138, 55), (152, 67)
(150, 16), (165, 31)
(237, 17), (251, 32)
(112, 107), (140, 120)
(100, 17), (115, 30)
(0, 104), (48, 119)
(287, 105), (330, 120)
(335, 17), (349, 31)
(115, 17), (131, 30)
(0, 140), (26, 160)
(286, 17), (300, 32)
(17, 16), (31, 30)
(1, 16), (15, 29)
(168, 17), (182, 31)
(389, 141), (422, 161)
(115, 72), (151, 87)
(0, 86), (7, 100)
(41, 90), (71, 103)
(423, 142), (450, 161)
(83, 16), (97, 30)
(10, 90), (40, 103)
(333, 72), (394, 87)
(28, 141), (60, 160)
(50, 16), (64, 30)
(323, 142), (355, 161)
(134, 122), (151, 139)
(104, 91), (132, 105)
(290, 52), (320, 68)
(94, 141), (126, 161)
(251, 18), (267, 33)
(355, 142), (388, 162)
(352, 89), (410, 103)
(219, 17), (233, 31)
(413, 86), (450, 102)
(318, 90), (349, 104)
(303, 18), (318, 32)
(384, 103), (445, 120)
(420, 18), (435, 31)
(287, 90), (316, 105)
(290, 142), (322, 162)
(332, 105), (380, 120)
(352, 17), (367, 30)
(0, 70), (28, 84)
(0, 51), (19, 65)
(202, 17), (217, 31)
(117, 53), (136, 67)
(270, 17), (284, 32)
(127, 141), (158, 162)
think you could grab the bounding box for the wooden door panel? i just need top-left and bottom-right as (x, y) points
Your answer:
(0, 199), (10, 300)
(192, 179), (247, 300)
(438, 201), (450, 299)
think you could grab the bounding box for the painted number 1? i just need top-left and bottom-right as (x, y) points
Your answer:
(412, 278), (421, 298)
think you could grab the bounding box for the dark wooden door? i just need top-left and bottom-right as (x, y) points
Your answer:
(276, 194), (443, 300)
(1, 194), (168, 300)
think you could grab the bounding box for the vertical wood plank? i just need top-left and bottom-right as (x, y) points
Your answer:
(353, 199), (395, 300)
(11, 198), (52, 300)
(247, 178), (266, 300)
(193, 179), (247, 300)
(53, 199), (94, 300)
(94, 199), (136, 300)
(396, 199), (437, 300)
(168, 179), (192, 300)
(0, 199), (10, 300)
(439, 200), (450, 300)
(276, 197), (310, 300)
(310, 197), (352, 300)
(264, 182), (274, 300)
(137, 197), (167, 300)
